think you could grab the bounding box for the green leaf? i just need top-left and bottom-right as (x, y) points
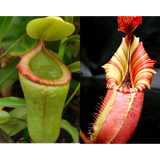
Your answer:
(0, 108), (27, 136)
(0, 57), (19, 89)
(0, 123), (18, 135)
(0, 17), (13, 42)
(60, 119), (79, 143)
(0, 34), (27, 58)
(72, 41), (80, 58)
(58, 35), (80, 61)
(10, 107), (27, 119)
(8, 35), (38, 56)
(0, 16), (39, 58)
(63, 45), (73, 65)
(0, 110), (11, 124)
(0, 119), (27, 137)
(0, 97), (26, 108)
(68, 61), (80, 73)
(9, 122), (27, 136)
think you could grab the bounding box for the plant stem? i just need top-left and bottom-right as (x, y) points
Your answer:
(58, 13), (74, 61)
(64, 16), (74, 24)
(58, 35), (80, 61)
(64, 82), (80, 107)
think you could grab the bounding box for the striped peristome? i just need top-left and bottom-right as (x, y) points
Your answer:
(102, 35), (156, 93)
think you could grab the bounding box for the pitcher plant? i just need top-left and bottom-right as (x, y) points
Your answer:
(16, 16), (77, 143)
(80, 16), (156, 144)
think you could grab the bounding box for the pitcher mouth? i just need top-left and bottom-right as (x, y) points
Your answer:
(17, 39), (71, 86)
(102, 34), (156, 93)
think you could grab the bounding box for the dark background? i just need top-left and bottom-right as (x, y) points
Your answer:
(80, 16), (160, 143)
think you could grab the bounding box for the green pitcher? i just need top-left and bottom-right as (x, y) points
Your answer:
(17, 16), (75, 143)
